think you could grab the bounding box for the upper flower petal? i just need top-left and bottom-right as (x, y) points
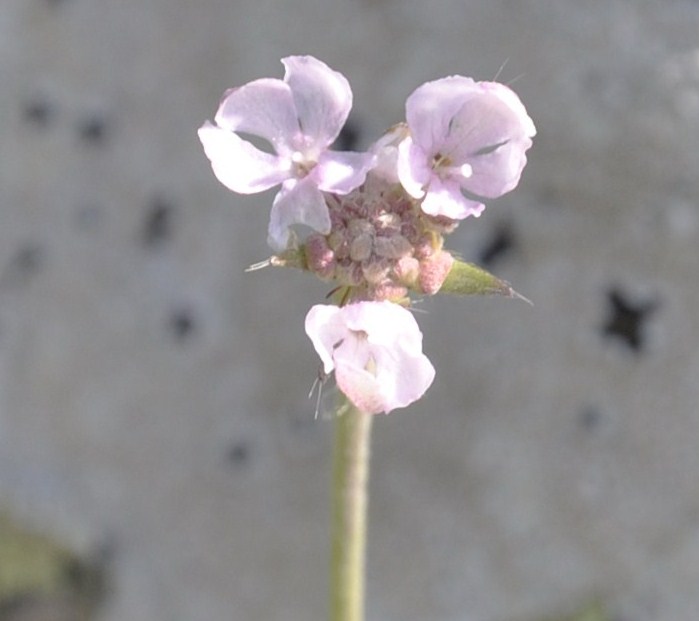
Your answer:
(282, 56), (353, 151)
(444, 82), (535, 198)
(267, 176), (331, 250)
(396, 137), (432, 199)
(198, 122), (291, 193)
(420, 176), (484, 219)
(405, 76), (479, 156)
(214, 78), (300, 154)
(460, 134), (533, 198)
(312, 150), (375, 194)
(369, 124), (408, 184)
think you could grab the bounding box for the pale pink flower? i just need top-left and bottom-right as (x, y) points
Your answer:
(198, 56), (374, 250)
(397, 77), (536, 220)
(305, 301), (435, 414)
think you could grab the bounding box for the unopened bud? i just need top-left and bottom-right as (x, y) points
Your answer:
(361, 257), (391, 284)
(304, 234), (336, 280)
(418, 250), (454, 294)
(369, 282), (409, 303)
(335, 260), (364, 286)
(350, 233), (374, 262)
(393, 256), (420, 287)
(374, 234), (412, 259)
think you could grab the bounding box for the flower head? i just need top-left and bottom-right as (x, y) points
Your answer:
(305, 301), (435, 414)
(397, 77), (536, 220)
(198, 56), (375, 250)
(199, 59), (536, 415)
(302, 174), (456, 302)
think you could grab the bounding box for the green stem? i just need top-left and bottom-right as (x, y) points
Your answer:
(330, 400), (374, 621)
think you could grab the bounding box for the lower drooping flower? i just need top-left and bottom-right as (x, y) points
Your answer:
(305, 301), (435, 414)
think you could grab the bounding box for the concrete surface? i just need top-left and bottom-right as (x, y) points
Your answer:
(1, 0), (699, 619)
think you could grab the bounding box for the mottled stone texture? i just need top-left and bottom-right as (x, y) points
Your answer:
(1, 1), (699, 620)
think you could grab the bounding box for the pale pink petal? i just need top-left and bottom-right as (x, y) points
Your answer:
(213, 79), (300, 154)
(282, 56), (352, 150)
(312, 151), (375, 194)
(198, 122), (291, 193)
(396, 137), (431, 199)
(485, 81), (536, 138)
(332, 326), (434, 414)
(461, 134), (533, 198)
(306, 306), (384, 413)
(443, 83), (535, 198)
(304, 305), (346, 374)
(372, 343), (435, 411)
(405, 76), (479, 155)
(342, 300), (421, 350)
(369, 129), (403, 184)
(267, 177), (331, 249)
(420, 176), (484, 220)
(334, 360), (387, 414)
(340, 302), (435, 413)
(305, 301), (435, 415)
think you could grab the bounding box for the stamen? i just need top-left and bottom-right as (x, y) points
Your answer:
(365, 354), (377, 376)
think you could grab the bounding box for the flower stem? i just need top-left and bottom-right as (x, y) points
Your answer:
(330, 399), (373, 621)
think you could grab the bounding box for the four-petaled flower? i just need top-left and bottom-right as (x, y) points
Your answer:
(198, 56), (374, 250)
(305, 301), (435, 414)
(397, 76), (536, 220)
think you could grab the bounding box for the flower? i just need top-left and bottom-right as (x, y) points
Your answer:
(305, 301), (435, 414)
(198, 56), (375, 250)
(397, 77), (536, 220)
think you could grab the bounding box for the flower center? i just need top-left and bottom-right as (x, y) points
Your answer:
(291, 151), (316, 178)
(432, 152), (472, 179)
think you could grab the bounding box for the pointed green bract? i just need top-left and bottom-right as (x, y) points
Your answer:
(438, 259), (530, 302)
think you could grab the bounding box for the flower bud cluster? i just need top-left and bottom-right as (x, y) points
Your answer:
(303, 176), (455, 303)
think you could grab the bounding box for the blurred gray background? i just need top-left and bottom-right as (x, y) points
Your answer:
(2, 0), (699, 619)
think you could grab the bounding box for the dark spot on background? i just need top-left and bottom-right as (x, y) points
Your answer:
(13, 244), (45, 275)
(477, 222), (515, 267)
(578, 405), (603, 431)
(61, 550), (109, 605)
(601, 286), (659, 353)
(1, 243), (46, 288)
(22, 97), (54, 127)
(334, 120), (361, 151)
(143, 197), (175, 247)
(226, 441), (252, 467)
(168, 307), (196, 342)
(78, 114), (108, 144)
